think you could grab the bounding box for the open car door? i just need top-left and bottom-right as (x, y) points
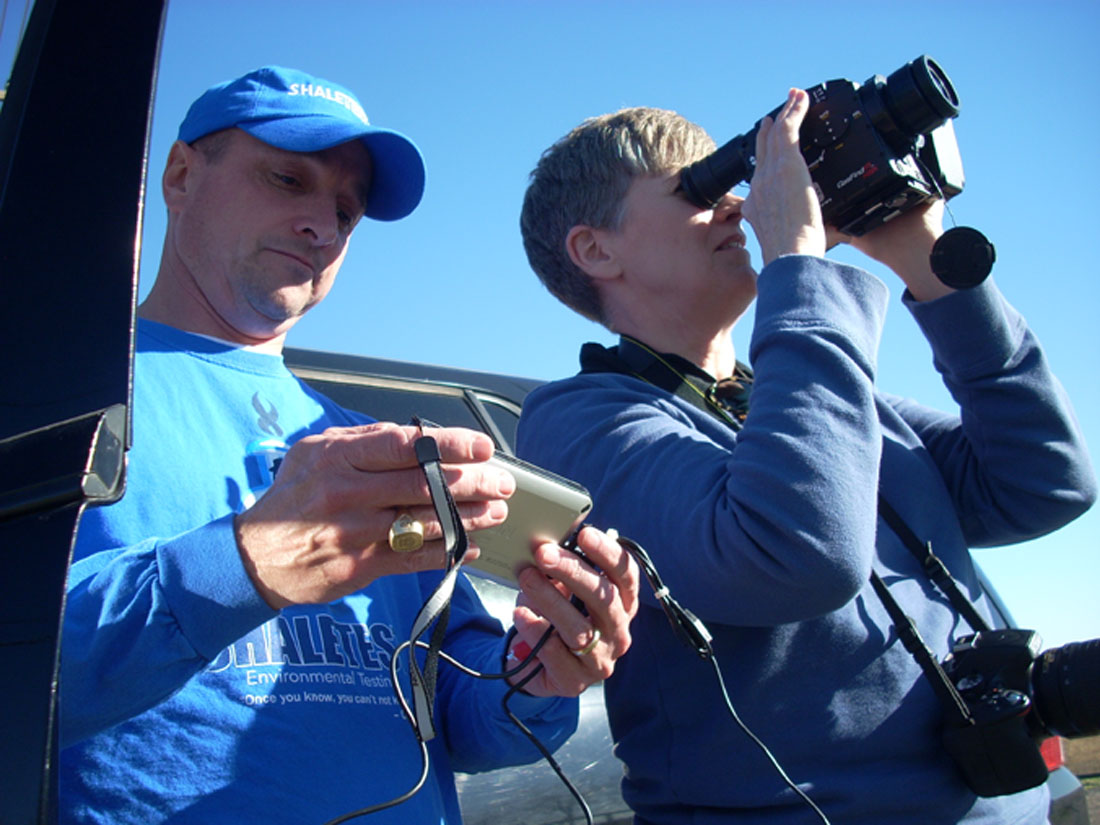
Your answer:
(0, 0), (166, 820)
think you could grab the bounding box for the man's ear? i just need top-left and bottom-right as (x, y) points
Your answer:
(565, 225), (621, 281)
(162, 140), (199, 212)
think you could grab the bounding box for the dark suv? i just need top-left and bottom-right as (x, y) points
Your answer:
(283, 346), (1091, 825)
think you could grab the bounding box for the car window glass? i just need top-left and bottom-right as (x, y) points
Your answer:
(300, 376), (485, 431)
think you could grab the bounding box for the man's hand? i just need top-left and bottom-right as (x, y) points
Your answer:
(742, 88), (826, 265)
(506, 526), (640, 697)
(234, 422), (514, 609)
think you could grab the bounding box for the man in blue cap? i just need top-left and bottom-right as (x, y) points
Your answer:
(59, 66), (639, 824)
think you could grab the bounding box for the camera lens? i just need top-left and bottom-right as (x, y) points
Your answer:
(1030, 638), (1100, 738)
(882, 56), (960, 140)
(925, 60), (959, 111)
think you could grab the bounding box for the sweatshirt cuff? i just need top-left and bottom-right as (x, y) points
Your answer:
(903, 278), (1025, 379)
(156, 514), (277, 660)
(752, 255), (890, 373)
(499, 680), (577, 722)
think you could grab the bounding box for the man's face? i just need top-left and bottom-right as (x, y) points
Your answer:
(601, 172), (757, 326)
(166, 129), (372, 343)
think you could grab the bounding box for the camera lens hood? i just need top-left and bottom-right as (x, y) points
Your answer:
(883, 56), (961, 140)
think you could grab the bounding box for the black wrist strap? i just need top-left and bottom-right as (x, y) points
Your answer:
(406, 429), (470, 742)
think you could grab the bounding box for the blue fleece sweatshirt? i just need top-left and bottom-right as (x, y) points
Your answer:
(59, 320), (577, 824)
(516, 256), (1095, 825)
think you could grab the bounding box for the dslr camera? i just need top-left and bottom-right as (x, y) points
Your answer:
(940, 629), (1100, 797)
(680, 55), (965, 236)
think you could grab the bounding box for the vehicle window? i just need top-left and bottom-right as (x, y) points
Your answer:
(291, 368), (522, 450)
(482, 404), (521, 450)
(300, 376), (484, 429)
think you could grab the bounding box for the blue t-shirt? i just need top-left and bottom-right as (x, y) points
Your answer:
(60, 320), (576, 824)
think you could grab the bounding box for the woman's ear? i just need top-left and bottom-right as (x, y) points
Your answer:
(566, 225), (621, 282)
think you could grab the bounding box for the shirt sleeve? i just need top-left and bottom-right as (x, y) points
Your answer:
(61, 515), (276, 746)
(890, 278), (1096, 545)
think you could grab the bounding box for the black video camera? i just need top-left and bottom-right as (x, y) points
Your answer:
(680, 55), (965, 237)
(940, 629), (1100, 797)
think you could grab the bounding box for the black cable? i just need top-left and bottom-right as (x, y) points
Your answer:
(316, 638), (434, 825)
(612, 532), (713, 659)
(319, 622), (565, 825)
(319, 434), (593, 824)
(706, 654), (831, 825)
(321, 482), (829, 824)
(500, 666), (595, 825)
(612, 529), (831, 825)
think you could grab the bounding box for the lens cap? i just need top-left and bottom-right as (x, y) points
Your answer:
(930, 226), (995, 289)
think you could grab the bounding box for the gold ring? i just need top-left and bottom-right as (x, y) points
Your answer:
(568, 628), (601, 657)
(388, 513), (425, 552)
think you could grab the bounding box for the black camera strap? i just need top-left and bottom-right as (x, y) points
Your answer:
(876, 496), (991, 634)
(579, 336), (752, 430)
(869, 570), (973, 726)
(869, 496), (997, 729)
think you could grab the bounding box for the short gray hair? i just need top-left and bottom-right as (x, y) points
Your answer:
(520, 107), (715, 324)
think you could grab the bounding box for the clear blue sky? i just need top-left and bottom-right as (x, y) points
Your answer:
(4, 0), (1096, 648)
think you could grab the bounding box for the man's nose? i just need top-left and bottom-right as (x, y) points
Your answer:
(295, 198), (341, 246)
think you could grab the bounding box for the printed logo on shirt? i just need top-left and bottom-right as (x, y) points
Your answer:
(252, 392), (283, 437)
(209, 614), (402, 709)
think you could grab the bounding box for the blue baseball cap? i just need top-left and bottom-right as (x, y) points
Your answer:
(178, 66), (425, 221)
